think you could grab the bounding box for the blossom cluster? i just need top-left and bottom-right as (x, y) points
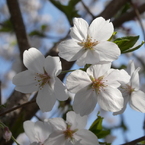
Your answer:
(12, 16), (145, 144)
(23, 111), (99, 145)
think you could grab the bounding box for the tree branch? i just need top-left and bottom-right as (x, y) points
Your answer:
(121, 136), (145, 145)
(6, 0), (30, 64)
(98, 0), (131, 19)
(113, 3), (145, 27)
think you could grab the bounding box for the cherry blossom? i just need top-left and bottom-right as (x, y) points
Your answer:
(23, 120), (52, 145)
(66, 63), (130, 116)
(13, 48), (68, 112)
(58, 17), (120, 66)
(114, 61), (145, 115)
(45, 111), (99, 145)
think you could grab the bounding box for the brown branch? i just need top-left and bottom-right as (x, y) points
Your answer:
(0, 81), (1, 105)
(121, 136), (145, 145)
(6, 0), (30, 65)
(98, 0), (131, 19)
(113, 3), (145, 27)
(0, 100), (36, 117)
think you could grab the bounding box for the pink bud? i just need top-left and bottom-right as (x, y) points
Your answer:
(3, 127), (12, 142)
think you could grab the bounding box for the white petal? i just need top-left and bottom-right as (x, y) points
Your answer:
(66, 111), (88, 130)
(74, 129), (99, 145)
(34, 121), (52, 143)
(70, 18), (88, 41)
(54, 77), (68, 101)
(89, 17), (113, 41)
(13, 70), (36, 85)
(73, 86), (97, 116)
(36, 84), (56, 112)
(87, 63), (111, 78)
(13, 70), (39, 93)
(105, 69), (130, 88)
(98, 86), (124, 112)
(130, 67), (140, 90)
(58, 39), (83, 61)
(130, 90), (145, 113)
(44, 131), (65, 145)
(66, 70), (91, 93)
(48, 118), (66, 131)
(23, 121), (36, 143)
(116, 69), (130, 84)
(23, 48), (45, 73)
(94, 41), (120, 62)
(113, 95), (130, 115)
(44, 56), (61, 76)
(127, 60), (135, 75)
(76, 50), (88, 66)
(15, 83), (38, 93)
(30, 142), (40, 145)
(77, 49), (101, 65)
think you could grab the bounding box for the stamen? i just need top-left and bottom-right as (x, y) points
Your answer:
(34, 69), (51, 89)
(90, 76), (106, 93)
(78, 36), (99, 50)
(120, 84), (135, 95)
(63, 123), (78, 140)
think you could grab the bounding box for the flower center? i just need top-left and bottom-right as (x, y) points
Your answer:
(63, 123), (78, 140)
(78, 36), (99, 50)
(120, 84), (135, 96)
(34, 68), (51, 89)
(90, 76), (106, 93)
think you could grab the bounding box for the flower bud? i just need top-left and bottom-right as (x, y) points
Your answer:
(3, 127), (12, 142)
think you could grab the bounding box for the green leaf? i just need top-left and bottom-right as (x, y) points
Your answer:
(122, 41), (145, 53)
(49, 0), (81, 25)
(99, 141), (111, 145)
(0, 19), (13, 32)
(114, 35), (139, 53)
(29, 30), (46, 37)
(41, 24), (48, 31)
(0, 104), (6, 109)
(89, 114), (110, 139)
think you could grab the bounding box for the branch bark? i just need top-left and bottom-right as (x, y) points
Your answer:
(113, 3), (145, 27)
(6, 0), (30, 67)
(98, 0), (131, 19)
(121, 136), (145, 145)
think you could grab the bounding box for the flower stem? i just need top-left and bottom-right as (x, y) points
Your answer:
(11, 136), (20, 145)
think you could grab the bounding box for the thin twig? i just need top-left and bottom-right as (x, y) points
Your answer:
(121, 136), (145, 145)
(81, 0), (94, 18)
(130, 1), (145, 42)
(0, 100), (36, 117)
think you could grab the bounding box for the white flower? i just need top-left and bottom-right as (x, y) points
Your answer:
(45, 111), (99, 145)
(114, 61), (145, 115)
(58, 17), (120, 66)
(13, 48), (68, 112)
(23, 121), (52, 145)
(66, 63), (130, 116)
